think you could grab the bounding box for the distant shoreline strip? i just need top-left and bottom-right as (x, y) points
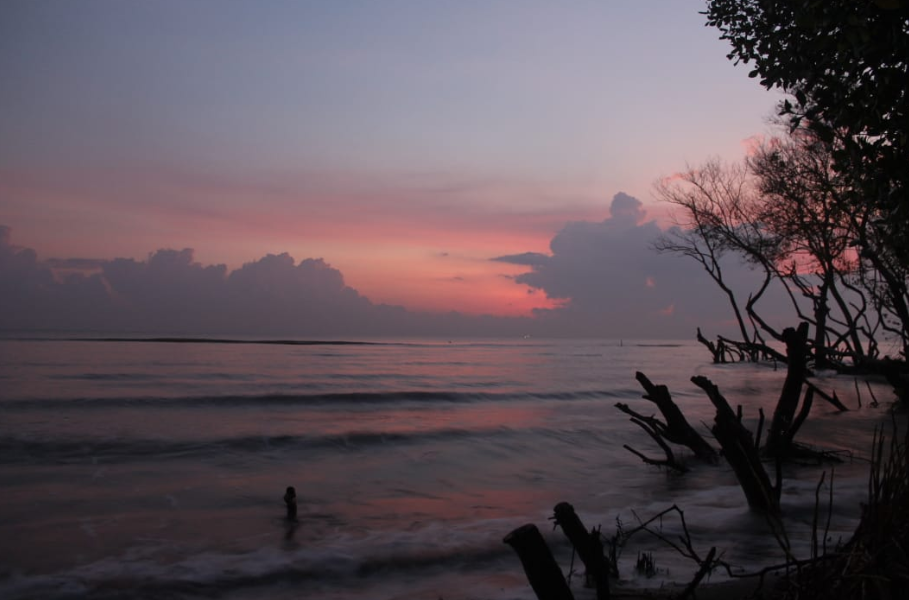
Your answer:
(67, 337), (388, 346)
(1, 335), (685, 348)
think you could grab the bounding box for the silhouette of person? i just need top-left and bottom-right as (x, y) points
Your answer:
(284, 486), (297, 521)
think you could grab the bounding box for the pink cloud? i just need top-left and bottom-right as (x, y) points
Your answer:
(1, 164), (613, 316)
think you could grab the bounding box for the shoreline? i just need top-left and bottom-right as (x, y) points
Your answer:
(611, 578), (774, 599)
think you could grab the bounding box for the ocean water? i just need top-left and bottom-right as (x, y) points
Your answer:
(0, 336), (896, 599)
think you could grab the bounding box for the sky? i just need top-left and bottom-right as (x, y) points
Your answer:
(0, 1), (789, 338)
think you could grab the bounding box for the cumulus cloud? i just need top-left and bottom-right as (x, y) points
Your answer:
(0, 226), (534, 337)
(0, 228), (373, 335)
(608, 191), (647, 225)
(0, 205), (794, 340)
(490, 193), (791, 338)
(44, 257), (109, 273)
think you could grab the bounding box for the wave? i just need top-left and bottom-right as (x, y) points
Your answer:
(1, 388), (632, 409)
(0, 529), (522, 600)
(47, 372), (256, 382)
(0, 424), (616, 464)
(48, 372), (163, 382)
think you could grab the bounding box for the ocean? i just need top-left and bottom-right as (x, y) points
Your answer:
(0, 336), (896, 599)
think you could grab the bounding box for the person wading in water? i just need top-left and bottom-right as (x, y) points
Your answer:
(284, 486), (297, 521)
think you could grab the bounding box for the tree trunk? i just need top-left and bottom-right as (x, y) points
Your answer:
(504, 524), (575, 600)
(692, 376), (781, 515)
(552, 502), (609, 599)
(765, 323), (809, 457)
(813, 280), (830, 369)
(634, 372), (718, 463)
(696, 328), (722, 363)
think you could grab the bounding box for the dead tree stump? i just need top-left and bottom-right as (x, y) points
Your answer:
(619, 372), (718, 465)
(765, 323), (810, 457)
(692, 375), (781, 515)
(552, 502), (609, 599)
(504, 524), (575, 600)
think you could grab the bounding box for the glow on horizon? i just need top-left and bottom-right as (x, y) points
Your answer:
(340, 249), (563, 316)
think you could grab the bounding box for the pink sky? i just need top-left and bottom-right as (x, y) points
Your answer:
(0, 1), (785, 331)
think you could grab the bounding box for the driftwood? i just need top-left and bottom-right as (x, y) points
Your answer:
(616, 372), (718, 471)
(504, 524), (574, 600)
(635, 372), (718, 462)
(697, 327), (787, 364)
(615, 404), (689, 473)
(692, 375), (781, 515)
(840, 356), (908, 407)
(723, 336), (788, 363)
(696, 327), (722, 363)
(803, 380), (849, 412)
(552, 502), (609, 599)
(677, 546), (717, 600)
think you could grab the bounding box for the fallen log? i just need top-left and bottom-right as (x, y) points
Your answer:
(696, 327), (787, 364)
(504, 524), (575, 600)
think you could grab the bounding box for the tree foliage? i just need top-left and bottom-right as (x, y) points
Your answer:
(656, 125), (909, 365)
(704, 0), (909, 265)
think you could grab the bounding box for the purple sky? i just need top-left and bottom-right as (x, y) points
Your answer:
(1, 1), (789, 337)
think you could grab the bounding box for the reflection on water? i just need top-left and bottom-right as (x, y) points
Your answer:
(0, 337), (899, 599)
